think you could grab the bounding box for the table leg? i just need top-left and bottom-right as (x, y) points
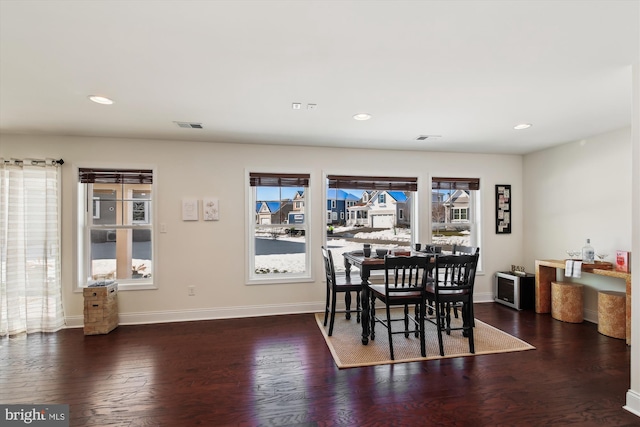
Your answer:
(344, 257), (351, 278)
(360, 271), (370, 345)
(535, 261), (554, 313)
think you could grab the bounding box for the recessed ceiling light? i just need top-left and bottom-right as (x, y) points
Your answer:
(514, 123), (532, 130)
(353, 113), (372, 121)
(88, 95), (114, 105)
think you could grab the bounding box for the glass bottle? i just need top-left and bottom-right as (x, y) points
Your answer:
(582, 239), (595, 264)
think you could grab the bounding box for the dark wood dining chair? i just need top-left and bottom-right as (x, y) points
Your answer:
(425, 252), (480, 356)
(321, 246), (362, 336)
(449, 245), (479, 323)
(368, 255), (432, 360)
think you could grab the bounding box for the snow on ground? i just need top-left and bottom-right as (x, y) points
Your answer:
(256, 226), (470, 274)
(91, 259), (151, 279)
(90, 226), (470, 277)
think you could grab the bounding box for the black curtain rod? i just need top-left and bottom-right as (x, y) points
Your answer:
(2, 158), (64, 166)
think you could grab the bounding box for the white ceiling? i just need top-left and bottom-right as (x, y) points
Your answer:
(1, 0), (638, 154)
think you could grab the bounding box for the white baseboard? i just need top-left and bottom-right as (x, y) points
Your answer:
(624, 389), (640, 418)
(65, 294), (501, 329)
(65, 301), (325, 328)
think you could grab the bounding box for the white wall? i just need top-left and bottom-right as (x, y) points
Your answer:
(524, 124), (638, 416)
(627, 63), (640, 417)
(523, 127), (632, 321)
(1, 134), (524, 325)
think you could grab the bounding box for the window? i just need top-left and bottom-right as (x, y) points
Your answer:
(77, 168), (154, 289)
(431, 177), (482, 269)
(326, 175), (417, 273)
(248, 172), (310, 283)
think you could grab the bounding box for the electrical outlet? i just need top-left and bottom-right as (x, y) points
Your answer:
(188, 286), (195, 296)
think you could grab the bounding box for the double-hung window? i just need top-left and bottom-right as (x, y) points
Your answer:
(326, 175), (418, 273)
(431, 177), (482, 269)
(77, 168), (154, 289)
(247, 172), (311, 283)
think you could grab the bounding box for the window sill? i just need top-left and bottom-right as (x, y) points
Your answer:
(246, 275), (314, 286)
(74, 282), (157, 293)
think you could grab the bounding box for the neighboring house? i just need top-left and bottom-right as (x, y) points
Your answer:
(288, 191), (305, 224)
(346, 190), (411, 228)
(256, 200), (293, 224)
(292, 191), (304, 212)
(326, 189), (359, 225)
(442, 189), (470, 224)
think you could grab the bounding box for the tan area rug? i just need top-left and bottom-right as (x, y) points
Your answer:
(316, 310), (535, 368)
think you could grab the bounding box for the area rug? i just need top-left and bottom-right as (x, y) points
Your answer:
(315, 310), (535, 368)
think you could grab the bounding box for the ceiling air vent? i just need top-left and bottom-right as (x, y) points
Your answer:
(174, 121), (203, 129)
(415, 135), (442, 141)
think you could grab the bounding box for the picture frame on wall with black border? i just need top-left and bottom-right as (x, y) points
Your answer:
(495, 184), (511, 234)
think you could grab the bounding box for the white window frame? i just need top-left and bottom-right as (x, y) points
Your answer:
(92, 197), (101, 219)
(430, 176), (482, 273)
(324, 173), (419, 276)
(246, 170), (312, 285)
(75, 165), (157, 292)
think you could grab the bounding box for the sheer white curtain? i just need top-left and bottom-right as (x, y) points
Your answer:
(0, 159), (65, 335)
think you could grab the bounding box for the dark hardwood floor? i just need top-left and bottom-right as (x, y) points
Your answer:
(0, 303), (636, 427)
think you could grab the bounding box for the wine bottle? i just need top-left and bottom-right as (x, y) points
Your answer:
(582, 239), (595, 264)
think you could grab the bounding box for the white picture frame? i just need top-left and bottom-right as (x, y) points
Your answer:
(203, 197), (219, 221)
(182, 198), (199, 221)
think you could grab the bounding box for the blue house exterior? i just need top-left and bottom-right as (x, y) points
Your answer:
(326, 189), (359, 225)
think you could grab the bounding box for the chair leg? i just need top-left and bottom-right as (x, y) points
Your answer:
(441, 303), (451, 335)
(328, 289), (338, 336)
(435, 302), (445, 356)
(463, 302), (475, 353)
(419, 302), (426, 357)
(323, 289), (330, 326)
(356, 291), (361, 323)
(370, 294), (376, 341)
(345, 291), (352, 320)
(386, 303), (394, 360)
(403, 304), (410, 338)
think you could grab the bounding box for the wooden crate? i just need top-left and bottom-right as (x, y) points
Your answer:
(83, 283), (118, 335)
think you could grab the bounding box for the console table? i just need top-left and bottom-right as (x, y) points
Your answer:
(535, 259), (631, 345)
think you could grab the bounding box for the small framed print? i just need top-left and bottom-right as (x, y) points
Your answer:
(495, 185), (511, 234)
(182, 198), (199, 221)
(203, 197), (219, 221)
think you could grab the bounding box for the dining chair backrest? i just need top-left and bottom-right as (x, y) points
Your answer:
(433, 253), (480, 294)
(321, 246), (337, 289)
(384, 255), (431, 294)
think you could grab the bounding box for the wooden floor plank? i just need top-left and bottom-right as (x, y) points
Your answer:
(0, 303), (637, 426)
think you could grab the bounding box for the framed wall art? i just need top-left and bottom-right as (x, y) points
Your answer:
(495, 184), (511, 234)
